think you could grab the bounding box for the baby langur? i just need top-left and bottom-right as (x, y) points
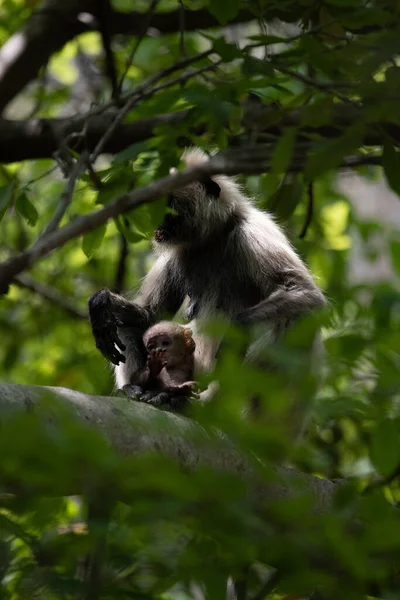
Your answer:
(129, 321), (198, 408)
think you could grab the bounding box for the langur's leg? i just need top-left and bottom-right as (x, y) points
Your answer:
(138, 390), (189, 412)
(120, 384), (144, 399)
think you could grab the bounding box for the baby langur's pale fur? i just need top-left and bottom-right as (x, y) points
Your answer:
(89, 147), (326, 411)
(132, 321), (196, 395)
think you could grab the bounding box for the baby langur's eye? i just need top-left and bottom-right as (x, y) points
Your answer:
(161, 339), (171, 347)
(147, 344), (154, 351)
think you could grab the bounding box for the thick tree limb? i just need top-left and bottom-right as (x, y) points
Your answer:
(0, 103), (393, 164)
(0, 382), (342, 509)
(0, 0), (255, 113)
(0, 111), (190, 163)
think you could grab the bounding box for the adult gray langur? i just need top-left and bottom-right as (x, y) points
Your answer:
(88, 147), (326, 405)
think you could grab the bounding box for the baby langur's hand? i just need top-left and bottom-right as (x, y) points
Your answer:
(147, 349), (167, 377)
(175, 381), (199, 398)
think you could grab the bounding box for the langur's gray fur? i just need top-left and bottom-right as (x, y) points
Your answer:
(89, 147), (326, 401)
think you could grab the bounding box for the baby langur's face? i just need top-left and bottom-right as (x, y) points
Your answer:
(145, 333), (186, 367)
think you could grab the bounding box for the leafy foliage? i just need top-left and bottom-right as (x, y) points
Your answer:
(0, 0), (400, 598)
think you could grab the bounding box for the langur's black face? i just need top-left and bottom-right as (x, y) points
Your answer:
(154, 195), (186, 243)
(154, 178), (221, 245)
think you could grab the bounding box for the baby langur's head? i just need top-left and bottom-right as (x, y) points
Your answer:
(143, 322), (195, 368)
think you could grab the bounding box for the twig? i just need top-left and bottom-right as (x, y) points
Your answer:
(3, 97), (392, 165)
(23, 165), (59, 188)
(269, 62), (355, 94)
(299, 182), (314, 239)
(90, 59), (221, 163)
(80, 48), (214, 128)
(0, 149), (252, 292)
(118, 0), (160, 94)
(341, 154), (381, 168)
(114, 232), (129, 294)
(39, 151), (88, 238)
(0, 512), (35, 546)
(97, 0), (120, 101)
(13, 273), (87, 320)
(139, 59), (222, 102)
(179, 0), (186, 57)
(0, 3), (256, 112)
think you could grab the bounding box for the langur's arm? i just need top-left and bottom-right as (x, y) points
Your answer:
(235, 271), (326, 326)
(89, 255), (184, 366)
(134, 253), (184, 317)
(89, 288), (148, 365)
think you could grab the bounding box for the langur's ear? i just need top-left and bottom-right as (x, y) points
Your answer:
(183, 327), (196, 354)
(202, 177), (220, 199)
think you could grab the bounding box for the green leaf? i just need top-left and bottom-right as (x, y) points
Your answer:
(300, 99), (334, 127)
(270, 128), (297, 175)
(385, 66), (400, 89)
(325, 333), (367, 362)
(266, 177), (303, 221)
(304, 127), (364, 182)
(114, 216), (147, 243)
(82, 224), (107, 257)
(183, 88), (233, 123)
(147, 197), (168, 232)
(112, 141), (149, 165)
(0, 182), (14, 222)
(370, 418), (400, 477)
(390, 240), (400, 275)
(383, 142), (400, 197)
(207, 0), (240, 25)
(241, 57), (275, 78)
(96, 181), (129, 205)
(248, 34), (288, 44)
(125, 197), (166, 239)
(15, 193), (38, 226)
(213, 38), (241, 61)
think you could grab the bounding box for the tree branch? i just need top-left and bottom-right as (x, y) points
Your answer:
(1, 383), (397, 597)
(0, 111), (191, 163)
(40, 150), (89, 236)
(0, 0), (256, 113)
(0, 101), (393, 164)
(0, 381), (342, 509)
(0, 146), (382, 293)
(12, 273), (87, 320)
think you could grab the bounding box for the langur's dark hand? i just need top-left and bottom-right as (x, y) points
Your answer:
(88, 288), (126, 365)
(93, 321), (126, 365)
